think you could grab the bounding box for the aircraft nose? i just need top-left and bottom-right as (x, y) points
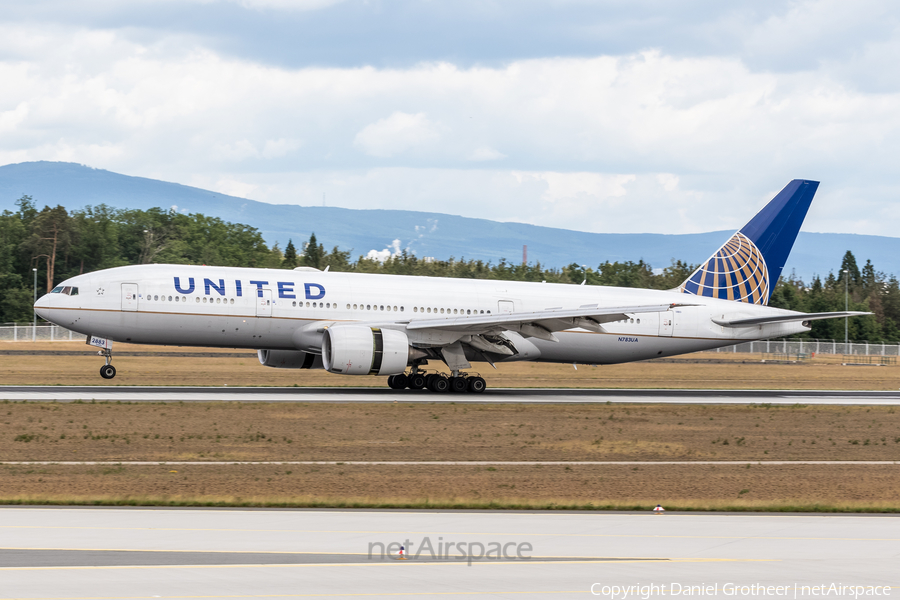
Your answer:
(33, 294), (51, 320)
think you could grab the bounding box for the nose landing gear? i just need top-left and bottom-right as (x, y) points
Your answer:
(98, 347), (116, 379)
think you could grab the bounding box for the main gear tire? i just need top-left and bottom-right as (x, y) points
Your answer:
(387, 374), (408, 389)
(467, 376), (486, 393)
(100, 365), (116, 379)
(428, 375), (449, 393)
(449, 377), (468, 393)
(407, 373), (427, 390)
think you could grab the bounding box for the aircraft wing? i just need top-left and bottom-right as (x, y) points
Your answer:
(404, 303), (687, 342)
(711, 311), (871, 328)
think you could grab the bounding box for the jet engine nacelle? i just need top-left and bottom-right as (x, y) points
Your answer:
(257, 349), (323, 369)
(322, 326), (413, 376)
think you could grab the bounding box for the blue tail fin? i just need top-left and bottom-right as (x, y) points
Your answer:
(679, 179), (819, 305)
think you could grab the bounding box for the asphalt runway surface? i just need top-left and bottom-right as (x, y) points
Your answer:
(2, 386), (900, 404)
(0, 508), (897, 599)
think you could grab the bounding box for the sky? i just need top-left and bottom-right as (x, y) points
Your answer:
(1, 0), (899, 236)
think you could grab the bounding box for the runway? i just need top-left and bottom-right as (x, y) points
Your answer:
(2, 385), (900, 404)
(0, 507), (896, 599)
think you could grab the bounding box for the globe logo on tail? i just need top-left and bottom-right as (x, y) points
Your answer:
(680, 232), (770, 305)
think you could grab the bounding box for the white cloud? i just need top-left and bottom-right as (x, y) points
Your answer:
(656, 173), (679, 192)
(212, 138), (301, 161)
(468, 146), (505, 161)
(366, 238), (402, 262)
(353, 112), (443, 158)
(2, 14), (900, 236)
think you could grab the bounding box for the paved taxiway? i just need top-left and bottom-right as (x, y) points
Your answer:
(2, 386), (900, 404)
(0, 508), (897, 599)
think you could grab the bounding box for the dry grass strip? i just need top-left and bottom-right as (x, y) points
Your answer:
(3, 342), (900, 389)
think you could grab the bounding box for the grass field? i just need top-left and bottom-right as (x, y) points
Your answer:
(1, 400), (898, 511)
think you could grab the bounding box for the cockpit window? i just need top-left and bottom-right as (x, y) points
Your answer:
(50, 286), (79, 296)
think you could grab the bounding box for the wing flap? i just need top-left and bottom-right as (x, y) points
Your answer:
(406, 303), (686, 335)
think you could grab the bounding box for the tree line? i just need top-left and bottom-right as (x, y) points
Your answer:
(1, 197), (897, 342)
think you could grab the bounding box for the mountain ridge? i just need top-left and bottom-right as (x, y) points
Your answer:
(1, 161), (896, 281)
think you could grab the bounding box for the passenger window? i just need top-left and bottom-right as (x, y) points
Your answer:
(154, 295), (158, 301)
(440, 308), (444, 314)
(202, 297), (207, 303)
(230, 299), (234, 304)
(195, 297), (200, 303)
(168, 296), (173, 302)
(400, 306), (404, 312)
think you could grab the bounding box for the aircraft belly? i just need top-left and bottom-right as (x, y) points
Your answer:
(529, 331), (732, 365)
(61, 311), (297, 349)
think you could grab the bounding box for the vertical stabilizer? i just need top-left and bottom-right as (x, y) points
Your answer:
(679, 179), (818, 305)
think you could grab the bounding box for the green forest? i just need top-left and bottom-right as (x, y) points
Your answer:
(2, 196), (897, 342)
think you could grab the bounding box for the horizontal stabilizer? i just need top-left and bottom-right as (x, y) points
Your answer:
(712, 311), (871, 328)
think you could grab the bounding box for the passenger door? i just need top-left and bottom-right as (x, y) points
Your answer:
(121, 283), (138, 312)
(659, 310), (675, 337)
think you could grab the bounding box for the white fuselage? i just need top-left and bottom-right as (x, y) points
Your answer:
(34, 264), (808, 365)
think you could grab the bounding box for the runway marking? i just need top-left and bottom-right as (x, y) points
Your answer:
(4, 460), (900, 465)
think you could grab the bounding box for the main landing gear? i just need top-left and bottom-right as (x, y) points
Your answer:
(387, 370), (486, 394)
(98, 347), (116, 379)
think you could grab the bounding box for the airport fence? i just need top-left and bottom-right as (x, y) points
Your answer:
(1, 323), (899, 357)
(0, 323), (86, 343)
(711, 338), (900, 357)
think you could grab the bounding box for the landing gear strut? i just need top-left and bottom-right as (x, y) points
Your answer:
(98, 347), (116, 379)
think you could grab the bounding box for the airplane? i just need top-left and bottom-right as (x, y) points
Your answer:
(33, 179), (867, 393)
